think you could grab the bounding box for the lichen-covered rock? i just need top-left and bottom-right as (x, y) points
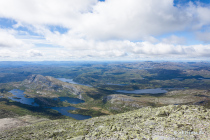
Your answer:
(0, 105), (210, 140)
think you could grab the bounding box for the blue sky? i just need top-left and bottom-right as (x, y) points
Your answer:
(174, 0), (210, 5)
(0, 0), (210, 61)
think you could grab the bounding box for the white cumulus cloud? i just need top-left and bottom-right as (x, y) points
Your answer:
(196, 32), (210, 43)
(0, 29), (32, 48)
(161, 35), (186, 45)
(27, 49), (43, 57)
(0, 0), (210, 60)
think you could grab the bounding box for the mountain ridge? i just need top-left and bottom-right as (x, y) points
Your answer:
(21, 74), (83, 98)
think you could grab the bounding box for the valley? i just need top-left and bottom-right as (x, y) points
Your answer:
(0, 61), (210, 139)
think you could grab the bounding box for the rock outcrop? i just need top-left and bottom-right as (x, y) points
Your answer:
(103, 94), (146, 111)
(104, 94), (135, 103)
(22, 74), (82, 97)
(0, 105), (209, 139)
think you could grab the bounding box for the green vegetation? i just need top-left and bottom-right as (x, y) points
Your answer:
(0, 105), (209, 139)
(1, 61), (210, 91)
(0, 98), (70, 120)
(0, 61), (210, 139)
(68, 108), (108, 117)
(1, 70), (210, 118)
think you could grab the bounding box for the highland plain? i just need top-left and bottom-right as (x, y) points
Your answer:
(0, 61), (210, 139)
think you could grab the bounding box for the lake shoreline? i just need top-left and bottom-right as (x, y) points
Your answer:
(7, 89), (91, 120)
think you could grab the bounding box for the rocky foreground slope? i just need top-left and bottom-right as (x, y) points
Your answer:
(0, 105), (209, 140)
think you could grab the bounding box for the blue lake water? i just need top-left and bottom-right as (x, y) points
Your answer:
(8, 89), (91, 120)
(50, 106), (91, 120)
(9, 89), (39, 107)
(198, 78), (210, 80)
(116, 88), (168, 94)
(57, 78), (92, 87)
(173, 77), (210, 81)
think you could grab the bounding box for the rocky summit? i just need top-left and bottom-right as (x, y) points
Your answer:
(0, 105), (209, 140)
(22, 74), (82, 97)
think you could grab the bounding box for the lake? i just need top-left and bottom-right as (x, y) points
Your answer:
(9, 89), (39, 107)
(8, 89), (91, 120)
(50, 106), (91, 120)
(116, 88), (168, 94)
(57, 78), (92, 87)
